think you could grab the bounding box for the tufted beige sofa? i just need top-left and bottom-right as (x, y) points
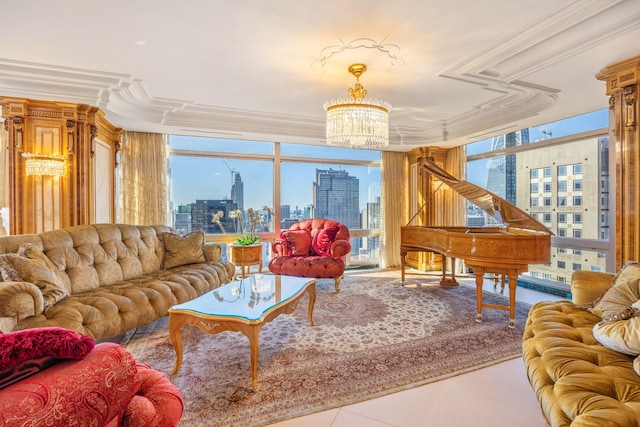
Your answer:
(0, 224), (235, 340)
(522, 269), (640, 427)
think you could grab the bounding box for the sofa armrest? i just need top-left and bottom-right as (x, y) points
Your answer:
(203, 243), (222, 261)
(330, 239), (351, 258)
(0, 342), (139, 427)
(122, 363), (184, 427)
(271, 239), (289, 257)
(0, 281), (44, 319)
(571, 270), (615, 305)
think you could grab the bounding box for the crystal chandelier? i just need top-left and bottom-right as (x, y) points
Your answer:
(324, 63), (391, 149)
(22, 153), (66, 177)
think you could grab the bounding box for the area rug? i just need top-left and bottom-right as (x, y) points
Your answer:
(125, 268), (531, 427)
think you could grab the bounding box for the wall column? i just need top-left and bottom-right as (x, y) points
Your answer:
(597, 55), (640, 269)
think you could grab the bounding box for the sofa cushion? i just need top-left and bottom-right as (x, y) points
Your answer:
(281, 230), (312, 256)
(161, 231), (206, 269)
(0, 244), (68, 308)
(311, 225), (340, 256)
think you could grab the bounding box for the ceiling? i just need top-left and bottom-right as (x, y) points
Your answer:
(1, 0), (639, 151)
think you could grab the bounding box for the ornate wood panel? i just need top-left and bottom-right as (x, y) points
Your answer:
(0, 98), (123, 234)
(596, 55), (640, 269)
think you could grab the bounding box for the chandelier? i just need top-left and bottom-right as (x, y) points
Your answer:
(324, 63), (391, 149)
(22, 153), (66, 177)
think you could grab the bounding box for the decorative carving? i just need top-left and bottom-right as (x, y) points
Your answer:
(90, 125), (97, 157)
(114, 139), (121, 168)
(199, 320), (221, 332)
(624, 85), (636, 133)
(27, 109), (62, 118)
(12, 117), (23, 151)
(66, 120), (75, 157)
(609, 95), (615, 110)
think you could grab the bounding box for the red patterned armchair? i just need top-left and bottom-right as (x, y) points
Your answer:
(269, 218), (351, 291)
(0, 328), (183, 427)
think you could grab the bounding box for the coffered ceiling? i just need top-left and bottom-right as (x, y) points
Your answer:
(1, 0), (639, 151)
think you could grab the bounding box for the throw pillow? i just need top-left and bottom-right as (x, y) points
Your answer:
(0, 244), (68, 308)
(281, 230), (312, 256)
(0, 327), (95, 389)
(593, 296), (640, 356)
(593, 261), (640, 318)
(311, 225), (340, 256)
(161, 231), (206, 269)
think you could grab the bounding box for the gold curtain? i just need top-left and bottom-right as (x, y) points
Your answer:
(0, 120), (8, 235)
(118, 131), (170, 225)
(444, 146), (466, 273)
(380, 150), (408, 268)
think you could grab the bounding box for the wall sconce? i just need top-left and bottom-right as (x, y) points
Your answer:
(21, 153), (66, 177)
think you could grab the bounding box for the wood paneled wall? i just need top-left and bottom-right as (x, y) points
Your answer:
(1, 97), (122, 235)
(597, 55), (640, 270)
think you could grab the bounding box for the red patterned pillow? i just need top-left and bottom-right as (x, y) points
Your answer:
(281, 230), (312, 256)
(0, 327), (95, 372)
(311, 226), (340, 256)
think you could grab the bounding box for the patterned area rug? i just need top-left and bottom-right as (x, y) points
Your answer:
(125, 268), (530, 427)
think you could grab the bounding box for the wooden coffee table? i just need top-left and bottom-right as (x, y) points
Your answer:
(168, 274), (317, 391)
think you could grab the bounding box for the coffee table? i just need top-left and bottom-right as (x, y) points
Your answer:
(168, 274), (317, 391)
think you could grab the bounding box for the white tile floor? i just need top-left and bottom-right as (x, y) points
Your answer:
(267, 273), (562, 427)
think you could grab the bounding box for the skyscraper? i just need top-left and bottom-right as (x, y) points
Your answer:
(312, 168), (359, 229)
(230, 172), (244, 212)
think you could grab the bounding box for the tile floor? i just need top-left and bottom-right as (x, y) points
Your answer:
(267, 272), (561, 427)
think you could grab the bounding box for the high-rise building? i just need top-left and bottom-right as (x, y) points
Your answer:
(312, 168), (359, 229)
(230, 172), (244, 212)
(190, 199), (237, 234)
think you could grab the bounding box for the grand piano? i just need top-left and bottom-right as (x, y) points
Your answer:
(401, 159), (552, 327)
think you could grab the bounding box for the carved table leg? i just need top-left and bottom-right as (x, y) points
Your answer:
(169, 313), (185, 374)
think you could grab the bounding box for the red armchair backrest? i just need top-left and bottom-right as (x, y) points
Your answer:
(287, 218), (350, 242)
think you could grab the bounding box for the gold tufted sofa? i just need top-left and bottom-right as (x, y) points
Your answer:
(0, 224), (235, 340)
(522, 269), (640, 427)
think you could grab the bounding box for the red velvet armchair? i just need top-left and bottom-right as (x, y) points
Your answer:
(0, 328), (184, 427)
(269, 218), (351, 291)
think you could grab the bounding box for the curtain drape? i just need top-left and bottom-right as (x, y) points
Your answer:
(380, 150), (407, 268)
(0, 121), (8, 235)
(118, 131), (170, 226)
(444, 146), (466, 273)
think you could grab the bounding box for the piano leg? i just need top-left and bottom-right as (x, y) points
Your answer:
(401, 251), (407, 283)
(475, 273), (483, 323)
(506, 273), (517, 328)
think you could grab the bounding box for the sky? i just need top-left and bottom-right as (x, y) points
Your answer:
(170, 108), (608, 211)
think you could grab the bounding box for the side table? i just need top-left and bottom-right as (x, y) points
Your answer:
(229, 243), (262, 278)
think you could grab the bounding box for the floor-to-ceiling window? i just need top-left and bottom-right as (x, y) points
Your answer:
(465, 108), (613, 294)
(169, 136), (381, 268)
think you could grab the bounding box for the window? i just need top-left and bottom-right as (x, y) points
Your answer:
(573, 263), (582, 271)
(465, 108), (610, 291)
(169, 136), (382, 266)
(557, 261), (566, 269)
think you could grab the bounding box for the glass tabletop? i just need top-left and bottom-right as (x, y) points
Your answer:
(169, 274), (315, 321)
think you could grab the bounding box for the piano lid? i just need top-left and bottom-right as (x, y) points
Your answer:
(422, 159), (552, 235)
